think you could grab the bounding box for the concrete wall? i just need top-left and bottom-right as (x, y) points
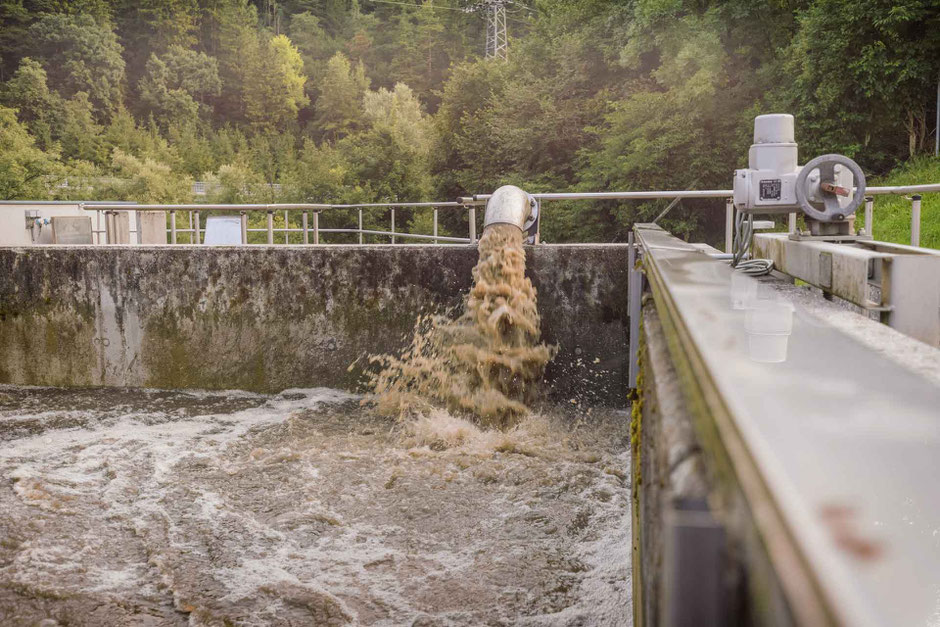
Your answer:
(0, 244), (630, 405)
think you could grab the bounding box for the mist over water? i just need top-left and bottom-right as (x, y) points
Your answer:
(369, 224), (555, 427)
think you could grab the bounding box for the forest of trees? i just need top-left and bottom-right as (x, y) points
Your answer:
(1, 0), (939, 242)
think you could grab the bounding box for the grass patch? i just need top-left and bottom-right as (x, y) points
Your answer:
(863, 157), (940, 249)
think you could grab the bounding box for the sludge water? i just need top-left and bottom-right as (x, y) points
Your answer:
(0, 386), (630, 626)
(0, 222), (631, 625)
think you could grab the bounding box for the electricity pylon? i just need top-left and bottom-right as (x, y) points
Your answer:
(483, 1), (509, 60)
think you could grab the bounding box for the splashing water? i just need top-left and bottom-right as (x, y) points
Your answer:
(368, 224), (555, 427)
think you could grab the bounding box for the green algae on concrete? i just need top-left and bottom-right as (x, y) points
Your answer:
(0, 245), (631, 404)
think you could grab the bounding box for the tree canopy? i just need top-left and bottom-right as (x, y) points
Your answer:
(1, 0), (939, 242)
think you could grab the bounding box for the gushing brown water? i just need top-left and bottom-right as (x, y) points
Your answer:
(368, 224), (555, 426)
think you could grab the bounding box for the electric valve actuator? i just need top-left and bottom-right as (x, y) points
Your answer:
(733, 114), (867, 237)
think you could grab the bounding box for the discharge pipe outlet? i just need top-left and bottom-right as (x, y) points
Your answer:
(483, 185), (540, 243)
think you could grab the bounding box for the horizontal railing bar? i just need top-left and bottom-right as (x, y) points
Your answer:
(83, 203), (330, 211)
(331, 202), (463, 209)
(323, 229), (471, 243)
(474, 190), (735, 201)
(866, 183), (940, 195)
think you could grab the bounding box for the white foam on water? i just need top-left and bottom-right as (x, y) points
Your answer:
(0, 387), (631, 625)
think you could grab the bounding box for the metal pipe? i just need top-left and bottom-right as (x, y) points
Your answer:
(864, 197), (874, 238)
(358, 209), (363, 245)
(314, 229), (471, 243)
(266, 211), (274, 245)
(725, 199), (733, 254)
(193, 210), (200, 245)
(390, 209), (396, 244)
(475, 189), (734, 202)
(313, 211), (320, 245)
(483, 185), (533, 231)
(469, 206), (476, 243)
(788, 213), (797, 235)
(867, 183), (940, 195)
(284, 210), (289, 244)
(433, 208), (438, 244)
(240, 211), (248, 245)
(302, 211), (309, 244)
(332, 202), (462, 209)
(911, 194), (922, 247)
(170, 210), (177, 244)
(84, 203), (330, 211)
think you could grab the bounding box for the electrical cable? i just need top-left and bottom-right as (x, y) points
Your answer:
(730, 211), (774, 276)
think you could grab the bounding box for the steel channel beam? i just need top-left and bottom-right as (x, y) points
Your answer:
(637, 223), (940, 627)
(753, 233), (940, 346)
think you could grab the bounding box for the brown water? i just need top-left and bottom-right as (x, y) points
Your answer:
(368, 225), (555, 427)
(0, 386), (631, 626)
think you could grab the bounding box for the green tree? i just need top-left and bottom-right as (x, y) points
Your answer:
(139, 45), (221, 125)
(313, 52), (368, 139)
(105, 148), (192, 202)
(783, 0), (940, 166)
(0, 105), (58, 198)
(243, 34), (309, 129)
(0, 57), (59, 148)
(27, 13), (126, 118)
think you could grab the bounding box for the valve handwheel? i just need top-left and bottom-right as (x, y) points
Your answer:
(795, 154), (866, 222)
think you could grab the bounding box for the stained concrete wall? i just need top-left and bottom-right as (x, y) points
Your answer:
(0, 245), (630, 405)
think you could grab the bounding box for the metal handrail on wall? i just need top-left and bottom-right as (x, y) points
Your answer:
(83, 202), (478, 246)
(81, 181), (940, 248)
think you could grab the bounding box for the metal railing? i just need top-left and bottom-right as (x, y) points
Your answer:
(83, 202), (478, 246)
(51, 180), (940, 247)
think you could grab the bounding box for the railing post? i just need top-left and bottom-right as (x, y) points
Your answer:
(911, 194), (922, 247)
(240, 211), (248, 245)
(433, 207), (439, 245)
(266, 210), (274, 245)
(193, 210), (201, 245)
(188, 211), (193, 244)
(469, 206), (476, 243)
(313, 211), (320, 245)
(284, 210), (289, 244)
(864, 196), (874, 238)
(390, 209), (396, 244)
(358, 209), (364, 245)
(170, 210), (177, 244)
(725, 198), (734, 253)
(788, 212), (797, 235)
(302, 211), (309, 244)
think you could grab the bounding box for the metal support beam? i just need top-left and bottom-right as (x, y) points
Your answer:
(302, 211), (308, 244)
(193, 210), (200, 245)
(911, 194), (922, 247)
(753, 232), (940, 346)
(724, 199), (733, 254)
(266, 211), (274, 245)
(469, 207), (477, 243)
